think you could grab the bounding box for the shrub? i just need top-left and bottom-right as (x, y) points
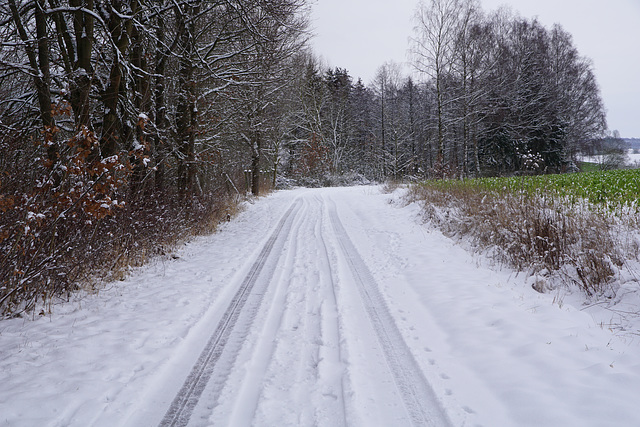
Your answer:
(0, 130), (239, 318)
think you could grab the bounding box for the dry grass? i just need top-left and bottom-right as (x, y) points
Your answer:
(409, 182), (634, 296)
(381, 180), (403, 194)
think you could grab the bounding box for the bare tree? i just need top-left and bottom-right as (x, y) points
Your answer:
(6, 0), (57, 162)
(549, 24), (607, 163)
(412, 0), (465, 168)
(230, 0), (309, 195)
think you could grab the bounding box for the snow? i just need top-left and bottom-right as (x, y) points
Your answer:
(1, 186), (639, 426)
(629, 150), (640, 166)
(101, 155), (118, 165)
(132, 138), (144, 151)
(581, 149), (640, 167)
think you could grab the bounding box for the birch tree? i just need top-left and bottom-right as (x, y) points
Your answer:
(412, 0), (466, 168)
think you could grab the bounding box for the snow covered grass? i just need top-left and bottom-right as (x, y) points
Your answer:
(409, 175), (640, 298)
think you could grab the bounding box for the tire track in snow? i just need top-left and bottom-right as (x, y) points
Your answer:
(327, 197), (452, 427)
(224, 195), (348, 426)
(223, 196), (315, 424)
(158, 199), (302, 427)
(313, 195), (348, 426)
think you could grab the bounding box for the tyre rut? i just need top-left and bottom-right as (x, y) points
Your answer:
(159, 199), (302, 427)
(327, 197), (452, 427)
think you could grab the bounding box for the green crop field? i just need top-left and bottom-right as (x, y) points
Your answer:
(417, 169), (640, 212)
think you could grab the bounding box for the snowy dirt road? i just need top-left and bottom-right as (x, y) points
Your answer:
(1, 186), (640, 427)
(157, 193), (450, 426)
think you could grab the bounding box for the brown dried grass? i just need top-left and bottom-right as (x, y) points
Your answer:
(409, 183), (627, 296)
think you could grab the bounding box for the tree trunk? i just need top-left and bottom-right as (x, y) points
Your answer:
(8, 0), (51, 128)
(153, 1), (167, 192)
(69, 0), (93, 131)
(101, 0), (133, 159)
(130, 1), (150, 197)
(34, 0), (56, 159)
(175, 1), (199, 196)
(251, 136), (261, 196)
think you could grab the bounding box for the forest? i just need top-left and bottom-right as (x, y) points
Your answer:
(0, 0), (607, 315)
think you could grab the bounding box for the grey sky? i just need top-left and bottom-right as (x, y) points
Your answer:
(310, 0), (640, 137)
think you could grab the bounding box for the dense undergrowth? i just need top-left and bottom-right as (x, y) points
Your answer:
(0, 166), (246, 318)
(409, 170), (640, 297)
(0, 193), (243, 318)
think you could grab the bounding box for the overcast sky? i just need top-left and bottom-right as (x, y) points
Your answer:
(310, 0), (640, 137)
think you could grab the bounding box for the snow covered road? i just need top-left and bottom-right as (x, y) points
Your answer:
(157, 193), (449, 426)
(1, 186), (640, 426)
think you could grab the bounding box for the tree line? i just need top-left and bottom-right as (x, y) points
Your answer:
(0, 0), (607, 315)
(411, 0), (606, 176)
(276, 0), (606, 182)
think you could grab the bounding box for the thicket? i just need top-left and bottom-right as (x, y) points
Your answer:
(409, 171), (640, 296)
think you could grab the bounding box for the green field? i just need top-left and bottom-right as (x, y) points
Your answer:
(578, 161), (601, 173)
(417, 169), (640, 212)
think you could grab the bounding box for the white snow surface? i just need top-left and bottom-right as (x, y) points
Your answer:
(581, 149), (640, 167)
(1, 186), (639, 426)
